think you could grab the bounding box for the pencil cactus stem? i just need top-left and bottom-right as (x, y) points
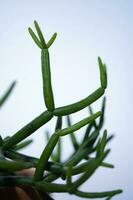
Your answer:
(69, 150), (109, 193)
(0, 160), (33, 172)
(13, 139), (33, 151)
(58, 111), (102, 137)
(3, 110), (53, 150)
(28, 27), (43, 49)
(98, 57), (107, 89)
(47, 32), (57, 48)
(55, 117), (62, 162)
(53, 87), (105, 116)
(34, 20), (47, 49)
(34, 133), (59, 181)
(66, 115), (79, 150)
(67, 165), (72, 186)
(36, 181), (67, 193)
(55, 116), (62, 131)
(96, 130), (107, 158)
(98, 96), (106, 129)
(41, 49), (55, 111)
(74, 189), (123, 198)
(88, 106), (98, 129)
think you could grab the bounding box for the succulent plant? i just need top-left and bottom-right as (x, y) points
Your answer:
(0, 21), (122, 199)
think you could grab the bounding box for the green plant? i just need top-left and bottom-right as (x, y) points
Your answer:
(0, 21), (122, 199)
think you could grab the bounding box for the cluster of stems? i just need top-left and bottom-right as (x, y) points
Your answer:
(0, 21), (122, 199)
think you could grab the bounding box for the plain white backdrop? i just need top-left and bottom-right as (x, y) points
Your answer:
(0, 1), (132, 199)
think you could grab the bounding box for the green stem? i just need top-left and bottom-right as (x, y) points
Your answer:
(74, 189), (122, 198)
(98, 97), (106, 129)
(28, 27), (43, 49)
(13, 139), (33, 151)
(54, 87), (104, 116)
(66, 115), (79, 150)
(0, 176), (33, 187)
(88, 106), (98, 129)
(36, 181), (67, 193)
(34, 133), (59, 181)
(41, 49), (55, 111)
(3, 110), (53, 150)
(98, 57), (107, 89)
(0, 160), (33, 172)
(58, 112), (102, 136)
(4, 150), (38, 165)
(47, 33), (57, 48)
(43, 173), (59, 182)
(69, 150), (109, 193)
(34, 20), (47, 49)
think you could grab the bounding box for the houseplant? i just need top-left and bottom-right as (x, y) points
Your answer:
(0, 21), (122, 199)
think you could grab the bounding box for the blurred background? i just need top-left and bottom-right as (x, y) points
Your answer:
(0, 0), (132, 199)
